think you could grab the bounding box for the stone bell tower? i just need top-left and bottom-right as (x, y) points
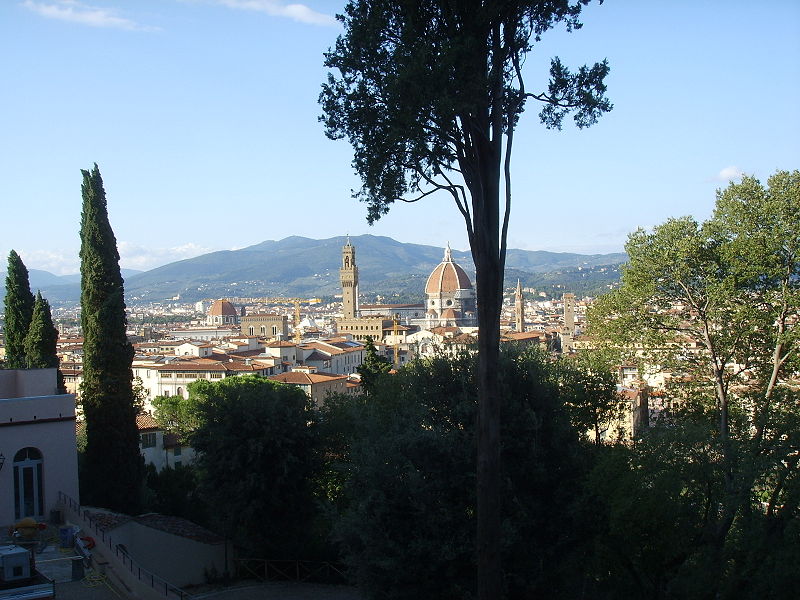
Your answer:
(514, 279), (525, 332)
(562, 292), (576, 353)
(340, 236), (359, 319)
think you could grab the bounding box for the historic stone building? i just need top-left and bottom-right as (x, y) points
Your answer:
(336, 238), (394, 341)
(514, 279), (525, 332)
(340, 237), (359, 319)
(561, 292), (576, 353)
(206, 299), (239, 326)
(240, 313), (288, 340)
(424, 244), (476, 328)
(336, 239), (477, 338)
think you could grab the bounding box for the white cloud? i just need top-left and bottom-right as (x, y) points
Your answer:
(21, 0), (159, 32)
(213, 0), (337, 26)
(17, 249), (80, 276)
(117, 242), (220, 271)
(12, 243), (219, 276)
(715, 166), (744, 181)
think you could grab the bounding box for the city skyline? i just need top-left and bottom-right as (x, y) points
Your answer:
(1, 0), (798, 275)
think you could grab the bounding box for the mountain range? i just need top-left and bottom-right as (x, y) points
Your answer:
(2, 235), (627, 304)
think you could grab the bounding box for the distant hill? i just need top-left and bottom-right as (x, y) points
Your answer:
(2, 236), (626, 304)
(0, 268), (142, 304)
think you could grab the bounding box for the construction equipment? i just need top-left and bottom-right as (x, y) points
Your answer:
(205, 297), (322, 343)
(250, 298), (322, 343)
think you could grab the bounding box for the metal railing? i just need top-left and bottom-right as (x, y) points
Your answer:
(57, 491), (191, 599)
(235, 558), (348, 585)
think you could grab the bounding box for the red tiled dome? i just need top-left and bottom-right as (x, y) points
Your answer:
(425, 246), (473, 294)
(208, 299), (237, 317)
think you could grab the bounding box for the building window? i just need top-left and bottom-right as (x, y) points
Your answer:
(249, 327), (255, 336)
(173, 447), (182, 457)
(272, 326), (277, 336)
(261, 326), (266, 335)
(140, 433), (157, 448)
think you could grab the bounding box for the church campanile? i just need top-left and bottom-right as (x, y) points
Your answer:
(340, 236), (359, 319)
(514, 279), (525, 332)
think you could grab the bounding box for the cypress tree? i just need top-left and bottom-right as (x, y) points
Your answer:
(79, 164), (142, 513)
(4, 250), (35, 368)
(24, 291), (66, 393)
(24, 291), (58, 368)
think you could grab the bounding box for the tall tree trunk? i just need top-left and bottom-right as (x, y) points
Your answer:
(471, 156), (504, 599)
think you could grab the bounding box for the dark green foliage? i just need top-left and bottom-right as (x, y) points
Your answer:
(587, 170), (800, 598)
(321, 1), (611, 224)
(188, 376), (320, 558)
(152, 393), (202, 439)
(4, 250), (35, 368)
(586, 399), (800, 599)
(557, 350), (627, 443)
(143, 463), (207, 524)
(79, 164), (143, 514)
(321, 6), (611, 595)
(356, 336), (391, 394)
(24, 291), (66, 393)
(24, 291), (58, 368)
(321, 348), (596, 599)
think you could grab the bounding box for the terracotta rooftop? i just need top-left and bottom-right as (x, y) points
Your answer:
(360, 303), (425, 309)
(135, 513), (225, 545)
(430, 326), (462, 335)
(304, 350), (333, 362)
(503, 331), (547, 341)
(82, 510), (132, 531)
(208, 299), (237, 317)
(136, 413), (160, 431)
(425, 247), (473, 294)
(270, 371), (348, 385)
(155, 362), (227, 371)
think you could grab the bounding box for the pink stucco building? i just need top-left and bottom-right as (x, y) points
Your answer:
(0, 368), (78, 527)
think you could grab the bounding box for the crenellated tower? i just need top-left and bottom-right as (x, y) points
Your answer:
(562, 292), (576, 353)
(340, 236), (359, 319)
(514, 279), (524, 332)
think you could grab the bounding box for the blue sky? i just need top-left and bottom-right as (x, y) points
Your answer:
(1, 0), (798, 275)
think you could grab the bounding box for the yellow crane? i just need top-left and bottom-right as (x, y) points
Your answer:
(202, 297), (321, 343)
(254, 297), (322, 343)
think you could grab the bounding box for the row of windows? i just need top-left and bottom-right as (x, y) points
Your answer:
(247, 326), (280, 336)
(141, 434), (185, 457)
(160, 372), (213, 379)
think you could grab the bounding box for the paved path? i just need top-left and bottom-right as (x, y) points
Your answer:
(193, 582), (363, 599)
(13, 526), (363, 600)
(56, 577), (127, 600)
